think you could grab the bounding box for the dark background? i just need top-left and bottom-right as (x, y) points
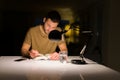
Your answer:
(0, 0), (120, 72)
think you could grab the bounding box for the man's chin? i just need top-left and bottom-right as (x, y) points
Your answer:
(45, 31), (49, 34)
(46, 32), (49, 34)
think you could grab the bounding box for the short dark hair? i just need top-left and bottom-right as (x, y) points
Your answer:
(45, 10), (61, 23)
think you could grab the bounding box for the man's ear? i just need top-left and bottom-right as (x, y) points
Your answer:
(43, 18), (46, 23)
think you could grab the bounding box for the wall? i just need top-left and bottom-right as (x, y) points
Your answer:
(102, 0), (120, 72)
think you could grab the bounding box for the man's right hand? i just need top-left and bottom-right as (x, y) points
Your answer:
(29, 50), (42, 58)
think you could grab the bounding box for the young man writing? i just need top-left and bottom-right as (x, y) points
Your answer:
(21, 10), (68, 60)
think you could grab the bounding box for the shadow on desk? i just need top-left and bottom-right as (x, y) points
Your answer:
(0, 74), (26, 80)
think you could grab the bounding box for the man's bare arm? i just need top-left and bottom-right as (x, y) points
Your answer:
(58, 42), (68, 51)
(21, 43), (31, 58)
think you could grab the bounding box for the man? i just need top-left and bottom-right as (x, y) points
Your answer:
(21, 10), (68, 60)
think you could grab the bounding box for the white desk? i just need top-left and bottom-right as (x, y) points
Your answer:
(0, 56), (120, 80)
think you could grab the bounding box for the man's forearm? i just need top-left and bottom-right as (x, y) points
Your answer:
(21, 49), (30, 58)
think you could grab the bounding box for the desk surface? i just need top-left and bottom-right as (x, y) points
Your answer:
(0, 56), (120, 80)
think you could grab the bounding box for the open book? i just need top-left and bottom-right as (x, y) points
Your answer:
(33, 54), (50, 60)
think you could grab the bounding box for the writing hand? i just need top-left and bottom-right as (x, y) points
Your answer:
(29, 50), (42, 59)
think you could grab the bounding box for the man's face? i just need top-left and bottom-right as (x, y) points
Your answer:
(44, 18), (59, 34)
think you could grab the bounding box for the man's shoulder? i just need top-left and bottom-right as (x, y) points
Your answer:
(29, 25), (42, 31)
(31, 25), (42, 29)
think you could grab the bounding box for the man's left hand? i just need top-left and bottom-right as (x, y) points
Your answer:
(50, 52), (60, 60)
